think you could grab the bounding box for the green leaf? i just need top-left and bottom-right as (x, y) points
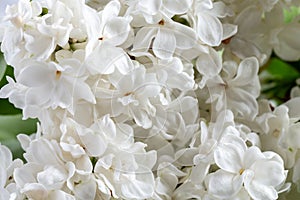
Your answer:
(284, 6), (300, 23)
(0, 52), (7, 82)
(0, 99), (22, 114)
(0, 114), (37, 138)
(260, 58), (300, 104)
(263, 58), (300, 80)
(0, 114), (37, 159)
(0, 54), (22, 114)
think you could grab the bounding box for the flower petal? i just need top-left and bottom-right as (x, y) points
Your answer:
(245, 180), (278, 200)
(214, 143), (243, 173)
(230, 57), (259, 86)
(163, 0), (192, 14)
(133, 27), (158, 52)
(196, 13), (222, 46)
(206, 169), (243, 198)
(196, 47), (222, 77)
(153, 29), (176, 60)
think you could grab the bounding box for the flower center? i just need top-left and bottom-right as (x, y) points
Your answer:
(124, 91), (134, 96)
(272, 129), (280, 138)
(12, 16), (23, 28)
(222, 37), (232, 45)
(158, 19), (165, 26)
(55, 70), (62, 80)
(239, 168), (245, 175)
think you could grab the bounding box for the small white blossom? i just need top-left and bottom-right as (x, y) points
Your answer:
(207, 134), (287, 200)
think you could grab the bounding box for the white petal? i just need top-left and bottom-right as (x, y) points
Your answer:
(292, 157), (300, 183)
(196, 47), (222, 77)
(134, 150), (157, 169)
(234, 6), (263, 35)
(138, 76), (161, 98)
(206, 170), (243, 198)
(229, 37), (267, 64)
(73, 80), (96, 104)
(285, 97), (300, 118)
(287, 123), (300, 148)
(230, 57), (259, 86)
(245, 180), (278, 200)
(251, 159), (285, 187)
(130, 106), (152, 129)
(23, 139), (63, 166)
(37, 165), (67, 190)
(103, 17), (131, 46)
(48, 190), (75, 200)
(220, 134), (247, 153)
(0, 188), (10, 200)
(85, 44), (133, 75)
(0, 166), (7, 188)
(0, 145), (12, 169)
(222, 23), (237, 40)
(120, 167), (155, 199)
(172, 22), (197, 49)
(138, 0), (162, 15)
(24, 32), (55, 60)
(214, 143), (243, 173)
(190, 162), (210, 184)
(80, 131), (107, 157)
(274, 25), (300, 61)
(21, 183), (48, 200)
(243, 146), (264, 169)
(133, 27), (158, 52)
(153, 29), (176, 60)
(73, 179), (96, 200)
(60, 142), (85, 158)
(211, 1), (234, 18)
(25, 85), (53, 106)
(102, 0), (121, 20)
(196, 13), (223, 46)
(98, 115), (117, 139)
(14, 164), (41, 187)
(163, 0), (192, 14)
(175, 148), (199, 166)
(18, 63), (52, 87)
(226, 88), (258, 120)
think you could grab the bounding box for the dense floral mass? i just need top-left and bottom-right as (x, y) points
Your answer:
(0, 0), (300, 199)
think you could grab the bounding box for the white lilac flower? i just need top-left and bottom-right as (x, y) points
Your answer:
(153, 162), (187, 199)
(0, 144), (23, 200)
(14, 137), (74, 199)
(94, 149), (156, 199)
(206, 134), (287, 200)
(188, 0), (236, 46)
(15, 135), (97, 200)
(95, 65), (162, 129)
(0, 0), (298, 199)
(124, 0), (193, 25)
(258, 104), (300, 187)
(262, 4), (300, 61)
(130, 54), (195, 92)
(0, 0), (42, 66)
(128, 0), (196, 59)
(222, 5), (268, 64)
(84, 44), (134, 75)
(196, 47), (223, 89)
(86, 0), (132, 51)
(92, 116), (157, 199)
(1, 57), (96, 118)
(171, 160), (211, 200)
(207, 57), (261, 120)
(59, 117), (108, 158)
(132, 17), (197, 60)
